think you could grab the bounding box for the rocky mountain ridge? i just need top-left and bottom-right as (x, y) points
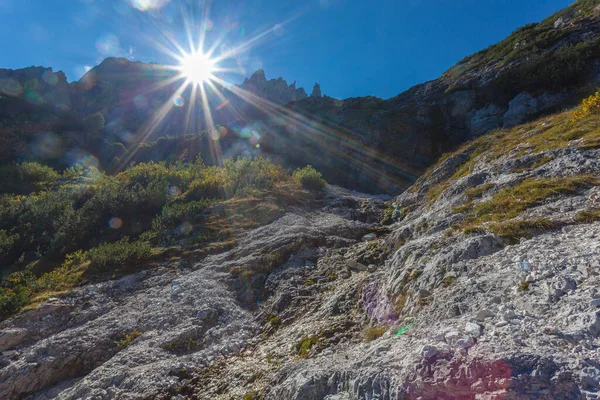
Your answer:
(3, 1), (600, 194)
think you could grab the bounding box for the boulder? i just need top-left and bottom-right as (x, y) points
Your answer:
(0, 329), (28, 352)
(503, 93), (539, 128)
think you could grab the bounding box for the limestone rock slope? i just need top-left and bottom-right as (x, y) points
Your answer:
(3, 106), (600, 399)
(0, 188), (384, 399)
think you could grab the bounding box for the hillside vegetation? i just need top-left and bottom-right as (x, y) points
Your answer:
(0, 157), (324, 320)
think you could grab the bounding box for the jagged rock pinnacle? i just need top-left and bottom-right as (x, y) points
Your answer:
(310, 83), (322, 98)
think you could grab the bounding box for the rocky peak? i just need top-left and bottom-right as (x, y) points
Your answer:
(248, 68), (267, 82)
(310, 82), (322, 97)
(239, 69), (308, 105)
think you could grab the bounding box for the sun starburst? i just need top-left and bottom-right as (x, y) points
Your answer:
(177, 51), (216, 85)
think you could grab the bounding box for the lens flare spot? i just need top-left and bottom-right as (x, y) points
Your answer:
(220, 43), (231, 56)
(129, 0), (171, 11)
(240, 127), (252, 138)
(133, 95), (148, 110)
(203, 19), (214, 31)
(395, 323), (413, 337)
(25, 91), (43, 104)
(218, 126), (228, 136)
(173, 96), (184, 107)
(108, 217), (123, 229)
(210, 129), (220, 141)
(42, 71), (58, 86)
(0, 79), (23, 96)
(30, 132), (64, 159)
(168, 185), (181, 196)
(255, 143), (261, 148)
(73, 154), (99, 169)
(178, 221), (193, 235)
(96, 33), (121, 56)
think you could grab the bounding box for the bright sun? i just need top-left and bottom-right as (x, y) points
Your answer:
(179, 52), (216, 85)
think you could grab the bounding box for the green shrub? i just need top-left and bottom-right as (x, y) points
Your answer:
(0, 230), (20, 255)
(225, 157), (285, 194)
(83, 112), (105, 133)
(185, 171), (227, 200)
(87, 237), (153, 273)
(0, 162), (60, 194)
(0, 286), (30, 320)
(293, 165), (326, 191)
(494, 36), (600, 96)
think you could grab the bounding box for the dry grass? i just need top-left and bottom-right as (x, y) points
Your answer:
(472, 175), (599, 224)
(488, 218), (562, 242)
(362, 326), (388, 342)
(421, 107), (600, 202)
(575, 209), (600, 224)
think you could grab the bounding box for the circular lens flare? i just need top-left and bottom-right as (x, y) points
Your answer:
(178, 52), (216, 85)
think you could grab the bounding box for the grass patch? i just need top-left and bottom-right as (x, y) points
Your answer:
(295, 335), (320, 358)
(472, 175), (599, 223)
(464, 183), (495, 200)
(510, 155), (554, 174)
(243, 392), (259, 400)
(452, 201), (473, 214)
(455, 175), (598, 234)
(268, 315), (281, 328)
(421, 99), (600, 204)
(362, 326), (387, 342)
(575, 209), (600, 224)
(488, 218), (561, 242)
(442, 276), (456, 287)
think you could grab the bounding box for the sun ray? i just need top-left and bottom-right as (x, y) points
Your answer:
(114, 3), (417, 189)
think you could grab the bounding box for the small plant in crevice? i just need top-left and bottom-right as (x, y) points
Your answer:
(519, 281), (531, 291)
(243, 392), (259, 400)
(442, 276), (456, 287)
(268, 315), (281, 328)
(295, 335), (320, 358)
(115, 330), (142, 348)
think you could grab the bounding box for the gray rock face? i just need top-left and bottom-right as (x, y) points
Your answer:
(503, 92), (567, 128)
(469, 104), (506, 136)
(0, 67), (71, 111)
(503, 92), (539, 128)
(0, 329), (27, 352)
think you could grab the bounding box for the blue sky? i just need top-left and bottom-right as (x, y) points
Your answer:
(0, 0), (574, 99)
